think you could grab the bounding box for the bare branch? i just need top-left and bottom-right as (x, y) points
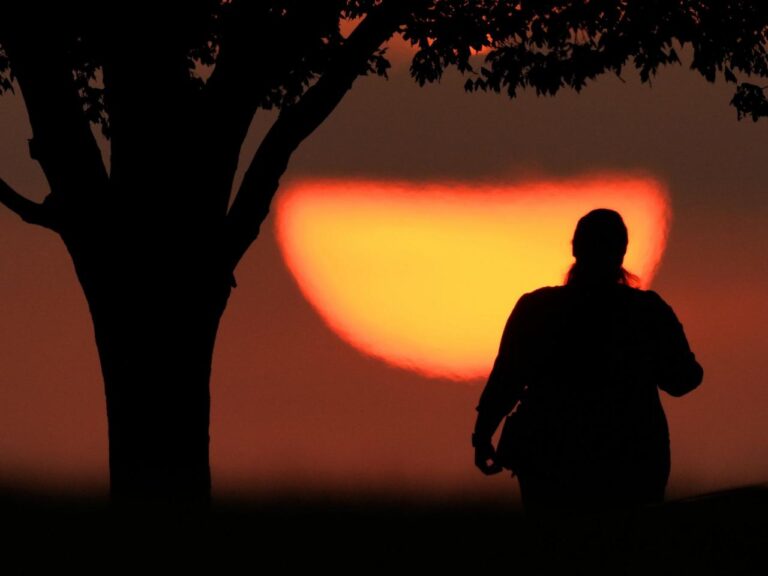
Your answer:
(0, 178), (55, 229)
(2, 9), (108, 228)
(196, 9), (274, 217)
(203, 10), (267, 148)
(201, 3), (351, 217)
(224, 1), (412, 270)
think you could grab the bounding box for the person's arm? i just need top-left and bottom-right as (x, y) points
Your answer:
(647, 292), (703, 397)
(473, 294), (532, 474)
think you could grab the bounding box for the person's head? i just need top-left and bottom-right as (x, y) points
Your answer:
(566, 208), (637, 286)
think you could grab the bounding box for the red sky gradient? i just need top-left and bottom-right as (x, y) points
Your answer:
(1, 42), (767, 501)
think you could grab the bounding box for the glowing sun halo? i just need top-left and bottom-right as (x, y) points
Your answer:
(275, 177), (671, 381)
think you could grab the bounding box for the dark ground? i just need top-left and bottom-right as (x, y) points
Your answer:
(3, 484), (767, 573)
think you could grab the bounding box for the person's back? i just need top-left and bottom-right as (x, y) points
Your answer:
(505, 283), (700, 509)
(472, 209), (703, 514)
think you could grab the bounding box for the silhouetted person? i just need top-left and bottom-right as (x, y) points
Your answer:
(473, 209), (703, 516)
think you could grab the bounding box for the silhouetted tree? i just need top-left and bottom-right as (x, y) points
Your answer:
(0, 1), (766, 504)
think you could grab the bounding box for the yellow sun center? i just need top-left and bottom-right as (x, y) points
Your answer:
(275, 177), (670, 381)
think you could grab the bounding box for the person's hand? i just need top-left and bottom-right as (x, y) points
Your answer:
(474, 441), (503, 475)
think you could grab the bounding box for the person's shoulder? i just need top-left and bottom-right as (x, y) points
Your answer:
(516, 285), (568, 307)
(620, 286), (676, 314)
(625, 286), (668, 304)
(524, 285), (567, 298)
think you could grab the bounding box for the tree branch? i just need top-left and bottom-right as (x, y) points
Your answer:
(2, 8), (108, 230)
(201, 3), (350, 217)
(0, 178), (55, 229)
(203, 8), (266, 147)
(224, 1), (412, 270)
(197, 8), (274, 217)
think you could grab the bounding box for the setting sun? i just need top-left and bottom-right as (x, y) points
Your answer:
(274, 177), (671, 381)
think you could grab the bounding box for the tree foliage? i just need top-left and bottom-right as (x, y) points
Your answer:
(3, 1), (768, 143)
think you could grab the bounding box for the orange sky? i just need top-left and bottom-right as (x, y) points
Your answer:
(1, 42), (767, 501)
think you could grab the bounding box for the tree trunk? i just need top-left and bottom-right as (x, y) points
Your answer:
(69, 231), (232, 505)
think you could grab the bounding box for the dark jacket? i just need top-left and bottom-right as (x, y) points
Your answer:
(475, 283), (703, 506)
